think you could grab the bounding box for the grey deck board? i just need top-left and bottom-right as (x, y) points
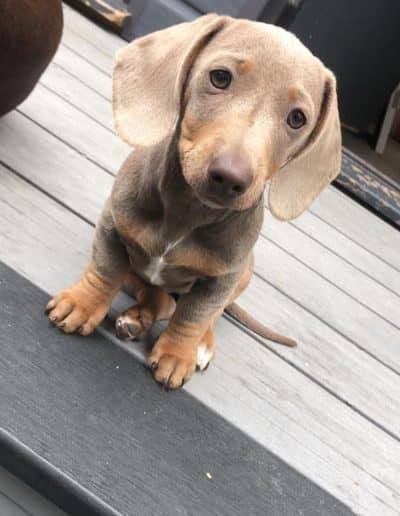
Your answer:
(18, 83), (130, 174)
(62, 4), (124, 57)
(62, 27), (113, 75)
(1, 5), (400, 515)
(286, 208), (400, 295)
(53, 43), (111, 100)
(311, 187), (400, 270)
(1, 168), (400, 516)
(263, 209), (400, 319)
(40, 62), (114, 131)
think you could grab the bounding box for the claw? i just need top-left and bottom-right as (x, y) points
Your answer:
(162, 380), (170, 392)
(150, 361), (158, 371)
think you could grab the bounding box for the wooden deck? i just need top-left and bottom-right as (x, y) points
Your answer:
(0, 5), (400, 515)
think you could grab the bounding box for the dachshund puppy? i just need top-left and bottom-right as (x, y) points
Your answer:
(46, 15), (341, 389)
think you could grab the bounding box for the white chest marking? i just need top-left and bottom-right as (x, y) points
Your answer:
(142, 238), (184, 286)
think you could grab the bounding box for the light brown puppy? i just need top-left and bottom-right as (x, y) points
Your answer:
(46, 15), (341, 389)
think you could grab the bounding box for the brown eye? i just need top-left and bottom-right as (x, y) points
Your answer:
(209, 69), (232, 89)
(287, 109), (306, 129)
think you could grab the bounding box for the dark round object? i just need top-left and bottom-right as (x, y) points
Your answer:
(0, 0), (63, 117)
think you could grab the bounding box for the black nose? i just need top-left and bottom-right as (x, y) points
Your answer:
(207, 153), (253, 200)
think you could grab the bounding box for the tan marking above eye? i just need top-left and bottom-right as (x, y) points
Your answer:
(239, 60), (253, 74)
(288, 84), (300, 101)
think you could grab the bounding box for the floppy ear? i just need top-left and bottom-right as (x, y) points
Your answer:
(113, 15), (227, 147)
(269, 70), (341, 221)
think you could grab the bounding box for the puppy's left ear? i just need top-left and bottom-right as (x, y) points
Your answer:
(269, 69), (341, 221)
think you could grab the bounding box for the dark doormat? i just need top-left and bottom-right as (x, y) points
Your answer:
(0, 261), (353, 516)
(336, 148), (400, 230)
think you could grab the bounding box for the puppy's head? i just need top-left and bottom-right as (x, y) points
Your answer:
(113, 16), (341, 220)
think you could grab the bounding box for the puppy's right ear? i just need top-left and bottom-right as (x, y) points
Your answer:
(113, 15), (227, 147)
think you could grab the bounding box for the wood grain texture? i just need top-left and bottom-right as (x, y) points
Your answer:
(63, 4), (124, 57)
(288, 208), (400, 295)
(311, 187), (400, 270)
(262, 211), (400, 327)
(62, 27), (113, 75)
(18, 83), (130, 173)
(39, 61), (114, 130)
(0, 110), (113, 224)
(53, 43), (112, 99)
(0, 169), (399, 515)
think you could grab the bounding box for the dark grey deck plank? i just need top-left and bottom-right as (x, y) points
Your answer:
(0, 261), (353, 516)
(0, 168), (399, 515)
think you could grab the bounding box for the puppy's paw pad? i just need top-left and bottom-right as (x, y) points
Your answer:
(196, 343), (214, 371)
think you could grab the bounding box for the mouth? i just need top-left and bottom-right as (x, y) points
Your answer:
(200, 197), (227, 209)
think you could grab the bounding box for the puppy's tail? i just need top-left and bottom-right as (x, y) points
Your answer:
(225, 302), (297, 347)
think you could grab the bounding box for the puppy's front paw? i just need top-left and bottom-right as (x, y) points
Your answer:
(115, 304), (154, 341)
(148, 333), (197, 390)
(45, 284), (110, 335)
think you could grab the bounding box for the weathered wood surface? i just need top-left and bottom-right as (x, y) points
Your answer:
(1, 5), (400, 515)
(63, 4), (124, 57)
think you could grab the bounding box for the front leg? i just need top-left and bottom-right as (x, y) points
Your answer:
(148, 272), (239, 389)
(46, 204), (129, 335)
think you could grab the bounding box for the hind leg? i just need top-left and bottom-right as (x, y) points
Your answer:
(116, 272), (176, 340)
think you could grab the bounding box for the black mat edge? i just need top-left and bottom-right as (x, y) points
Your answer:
(64, 0), (130, 34)
(0, 428), (120, 516)
(335, 147), (400, 230)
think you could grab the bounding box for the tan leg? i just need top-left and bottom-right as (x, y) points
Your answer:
(147, 257), (254, 389)
(148, 317), (213, 389)
(115, 271), (176, 340)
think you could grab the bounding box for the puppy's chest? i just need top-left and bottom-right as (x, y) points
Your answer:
(138, 238), (184, 287)
(123, 228), (227, 292)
